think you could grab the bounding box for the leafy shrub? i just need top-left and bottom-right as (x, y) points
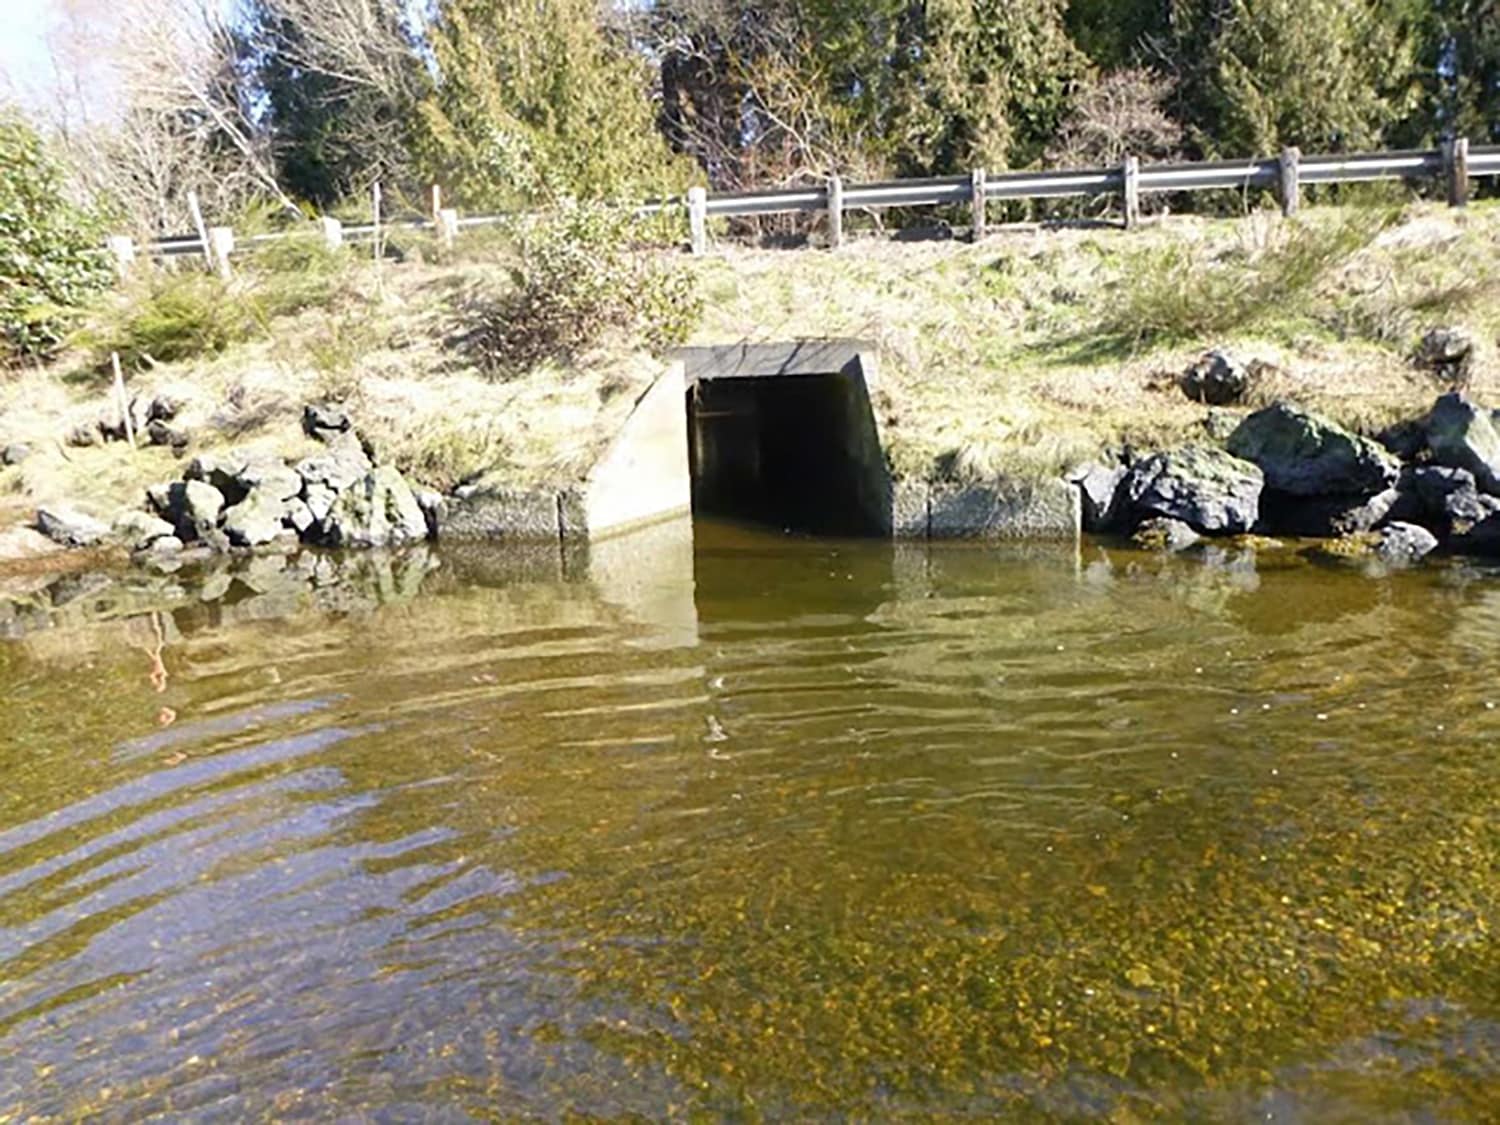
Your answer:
(80, 233), (355, 369)
(0, 112), (112, 362)
(470, 200), (702, 373)
(79, 273), (260, 367)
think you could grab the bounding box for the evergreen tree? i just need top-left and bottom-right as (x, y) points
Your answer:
(1161, 0), (1424, 155)
(883, 0), (1085, 173)
(1432, 0), (1500, 142)
(415, 0), (690, 208)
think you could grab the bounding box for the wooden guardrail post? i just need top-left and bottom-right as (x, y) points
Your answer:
(687, 187), (707, 255)
(371, 181), (383, 262)
(1278, 147), (1301, 217)
(106, 235), (136, 277)
(320, 216), (343, 249)
(971, 167), (987, 241)
(1122, 155), (1141, 229)
(827, 174), (844, 248)
(437, 208), (459, 250)
(1444, 137), (1471, 208)
(208, 226), (234, 279)
(186, 189), (214, 270)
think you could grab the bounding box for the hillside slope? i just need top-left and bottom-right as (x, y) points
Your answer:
(1, 201), (1495, 546)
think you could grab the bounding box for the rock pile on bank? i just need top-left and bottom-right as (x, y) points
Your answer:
(1076, 391), (1500, 565)
(34, 404), (434, 558)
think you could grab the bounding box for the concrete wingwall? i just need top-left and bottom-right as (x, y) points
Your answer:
(581, 362), (692, 538)
(441, 362), (691, 544)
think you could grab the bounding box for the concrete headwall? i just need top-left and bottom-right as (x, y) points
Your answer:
(440, 344), (1081, 544)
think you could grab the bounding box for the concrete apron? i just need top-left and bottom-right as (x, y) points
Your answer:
(443, 343), (1080, 544)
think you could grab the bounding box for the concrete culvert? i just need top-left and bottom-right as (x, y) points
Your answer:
(679, 342), (891, 536)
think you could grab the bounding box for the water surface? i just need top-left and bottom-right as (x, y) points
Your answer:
(1, 525), (1496, 1120)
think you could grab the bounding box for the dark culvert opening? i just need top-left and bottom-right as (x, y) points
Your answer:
(686, 371), (891, 536)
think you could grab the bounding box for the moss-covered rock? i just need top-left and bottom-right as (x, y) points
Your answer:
(1227, 401), (1400, 497)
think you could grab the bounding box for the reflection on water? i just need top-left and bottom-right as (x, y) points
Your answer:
(0, 524), (1496, 1120)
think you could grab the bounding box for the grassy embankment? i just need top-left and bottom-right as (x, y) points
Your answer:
(1, 200), (1497, 531)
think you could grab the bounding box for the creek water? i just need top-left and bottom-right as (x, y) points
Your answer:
(0, 522), (1495, 1120)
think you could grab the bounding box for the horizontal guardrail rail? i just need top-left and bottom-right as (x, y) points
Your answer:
(111, 138), (1497, 273)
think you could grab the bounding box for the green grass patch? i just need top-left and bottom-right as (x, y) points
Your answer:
(1094, 209), (1399, 348)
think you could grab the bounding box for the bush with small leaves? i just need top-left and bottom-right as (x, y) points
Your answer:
(0, 111), (112, 363)
(472, 200), (702, 374)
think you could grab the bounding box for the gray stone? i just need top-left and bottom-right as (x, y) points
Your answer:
(1424, 393), (1500, 494)
(98, 395), (150, 443)
(302, 482), (338, 523)
(239, 457), (302, 503)
(1121, 446), (1263, 534)
(36, 505), (111, 548)
(317, 465), (428, 548)
(283, 498), (316, 536)
(0, 526), (61, 562)
(1201, 408), (1239, 442)
(1452, 512), (1500, 554)
(185, 452), (297, 506)
(65, 423), (100, 448)
(1411, 465), (1488, 523)
(415, 489), (446, 539)
(1376, 417), (1427, 461)
(440, 487), (560, 541)
(1375, 522), (1438, 565)
(181, 479), (225, 529)
(146, 481), (176, 517)
(148, 392), (183, 422)
(146, 535), (185, 555)
(1070, 461), (1127, 532)
(184, 453), (248, 503)
(303, 402), (352, 439)
(157, 479), (226, 543)
(296, 433), (371, 493)
(1415, 326), (1475, 384)
(1180, 350), (1251, 406)
(1131, 517), (1201, 551)
(112, 510), (177, 551)
(1409, 466), (1500, 550)
(128, 393), (152, 431)
(1227, 402), (1400, 497)
(2, 443), (31, 466)
(223, 487), (289, 547)
(197, 525), (232, 553)
(145, 419), (189, 449)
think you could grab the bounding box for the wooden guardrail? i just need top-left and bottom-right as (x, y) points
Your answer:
(110, 139), (1498, 272)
